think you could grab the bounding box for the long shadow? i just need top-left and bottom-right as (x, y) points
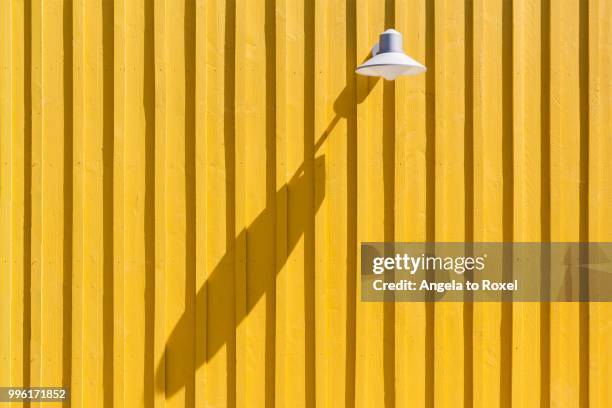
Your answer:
(144, 0), (156, 406)
(424, 0), (436, 406)
(344, 0), (357, 405)
(62, 0), (74, 391)
(383, 2), (396, 407)
(102, 0), (115, 406)
(183, 0), (197, 404)
(157, 155), (325, 397)
(464, 1), (474, 407)
(540, 0), (551, 407)
(23, 1), (32, 406)
(500, 1), (514, 408)
(155, 56), (379, 397)
(264, 0), (277, 405)
(578, 0), (590, 406)
(223, 0), (237, 404)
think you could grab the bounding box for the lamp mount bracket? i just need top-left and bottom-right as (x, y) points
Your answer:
(371, 42), (380, 57)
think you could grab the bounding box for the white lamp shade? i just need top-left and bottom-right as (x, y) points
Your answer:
(355, 52), (426, 80)
(355, 29), (426, 80)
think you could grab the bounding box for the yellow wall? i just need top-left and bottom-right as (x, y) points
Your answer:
(1, 0), (611, 407)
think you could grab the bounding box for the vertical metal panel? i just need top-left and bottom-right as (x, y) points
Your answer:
(0, 0), (611, 407)
(355, 0), (385, 406)
(394, 0), (429, 406)
(549, 1), (583, 406)
(589, 3), (612, 407)
(512, 0), (542, 405)
(434, 1), (466, 406)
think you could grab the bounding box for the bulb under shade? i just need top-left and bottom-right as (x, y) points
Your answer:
(355, 29), (426, 80)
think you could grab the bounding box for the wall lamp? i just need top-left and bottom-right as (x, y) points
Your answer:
(355, 29), (426, 80)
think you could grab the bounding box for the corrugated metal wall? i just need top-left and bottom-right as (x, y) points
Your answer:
(1, 0), (611, 407)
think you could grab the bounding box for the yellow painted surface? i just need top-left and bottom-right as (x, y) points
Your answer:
(0, 0), (611, 407)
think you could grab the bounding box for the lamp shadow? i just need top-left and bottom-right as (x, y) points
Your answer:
(317, 68), (380, 152)
(155, 58), (379, 398)
(156, 155), (325, 397)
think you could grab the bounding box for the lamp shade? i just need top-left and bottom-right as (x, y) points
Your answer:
(355, 29), (426, 80)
